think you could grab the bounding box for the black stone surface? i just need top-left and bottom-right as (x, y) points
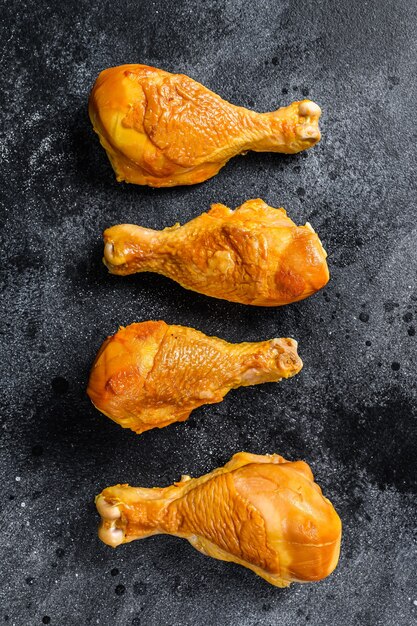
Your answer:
(1, 1), (417, 624)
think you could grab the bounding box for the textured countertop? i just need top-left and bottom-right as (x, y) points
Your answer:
(1, 1), (417, 624)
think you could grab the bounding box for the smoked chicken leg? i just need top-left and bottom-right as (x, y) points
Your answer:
(87, 321), (302, 434)
(103, 198), (329, 306)
(96, 452), (342, 587)
(89, 64), (322, 187)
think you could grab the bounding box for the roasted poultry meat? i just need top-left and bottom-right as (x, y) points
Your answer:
(104, 198), (329, 306)
(87, 321), (302, 434)
(96, 452), (341, 587)
(89, 64), (322, 187)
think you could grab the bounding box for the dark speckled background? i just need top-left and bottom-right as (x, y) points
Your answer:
(1, 1), (417, 624)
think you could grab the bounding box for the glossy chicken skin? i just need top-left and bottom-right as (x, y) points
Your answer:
(89, 64), (322, 187)
(96, 452), (342, 587)
(87, 321), (302, 434)
(104, 199), (329, 306)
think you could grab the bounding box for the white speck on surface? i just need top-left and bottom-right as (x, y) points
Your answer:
(21, 502), (25, 507)
(15, 476), (21, 482)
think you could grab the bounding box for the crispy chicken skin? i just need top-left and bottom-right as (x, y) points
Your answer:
(87, 321), (302, 434)
(89, 64), (322, 187)
(96, 452), (341, 587)
(104, 198), (329, 306)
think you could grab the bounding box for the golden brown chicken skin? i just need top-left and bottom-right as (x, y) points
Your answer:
(96, 452), (341, 587)
(87, 321), (302, 434)
(89, 64), (322, 187)
(104, 199), (329, 306)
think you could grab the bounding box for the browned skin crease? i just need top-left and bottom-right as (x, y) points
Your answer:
(96, 452), (342, 587)
(102, 199), (329, 307)
(87, 321), (303, 434)
(89, 65), (322, 187)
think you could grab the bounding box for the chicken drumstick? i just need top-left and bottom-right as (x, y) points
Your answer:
(87, 321), (302, 434)
(89, 64), (322, 187)
(96, 452), (341, 587)
(104, 198), (329, 306)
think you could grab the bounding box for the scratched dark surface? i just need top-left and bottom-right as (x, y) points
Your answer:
(1, 1), (417, 624)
